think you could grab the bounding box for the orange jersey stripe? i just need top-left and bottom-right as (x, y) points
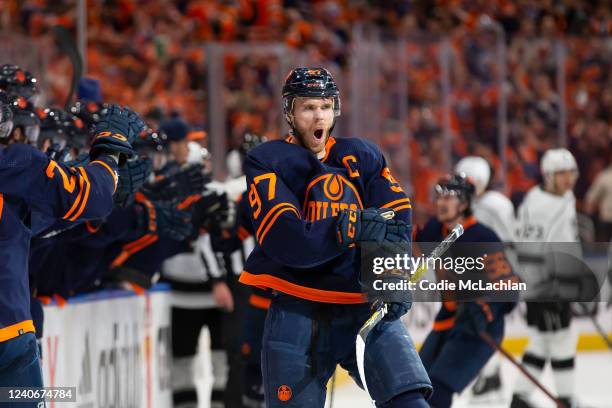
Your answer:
(62, 172), (85, 220)
(381, 198), (411, 209)
(0, 193), (3, 222)
(69, 167), (92, 221)
(258, 207), (300, 245)
(0, 320), (35, 342)
(90, 160), (118, 192)
(391, 204), (412, 212)
(248, 294), (272, 310)
(255, 202), (298, 241)
(239, 271), (366, 304)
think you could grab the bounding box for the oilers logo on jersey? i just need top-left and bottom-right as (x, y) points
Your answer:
(303, 173), (363, 221)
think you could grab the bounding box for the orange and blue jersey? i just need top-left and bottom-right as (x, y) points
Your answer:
(0, 143), (117, 342)
(239, 136), (412, 304)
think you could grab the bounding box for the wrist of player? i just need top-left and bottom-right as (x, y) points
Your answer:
(336, 209), (361, 247)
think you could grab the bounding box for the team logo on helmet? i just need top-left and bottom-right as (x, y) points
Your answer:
(277, 385), (292, 402)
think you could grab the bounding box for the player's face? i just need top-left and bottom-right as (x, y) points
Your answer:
(551, 170), (577, 194)
(436, 194), (464, 223)
(290, 97), (334, 156)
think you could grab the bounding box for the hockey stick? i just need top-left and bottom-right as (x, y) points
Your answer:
(356, 224), (464, 404)
(478, 330), (567, 408)
(52, 25), (83, 110)
(578, 303), (612, 350)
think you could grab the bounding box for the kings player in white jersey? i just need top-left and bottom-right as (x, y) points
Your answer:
(511, 148), (580, 408)
(455, 156), (517, 398)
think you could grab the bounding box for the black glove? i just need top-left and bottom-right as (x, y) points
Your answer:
(143, 163), (208, 203)
(114, 157), (153, 207)
(367, 268), (412, 322)
(191, 189), (232, 230)
(89, 105), (144, 166)
(134, 198), (194, 241)
(336, 208), (409, 248)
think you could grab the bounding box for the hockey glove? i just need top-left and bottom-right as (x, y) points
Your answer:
(336, 208), (409, 248)
(115, 157), (153, 207)
(143, 163), (208, 203)
(135, 199), (194, 241)
(367, 268), (413, 321)
(191, 189), (234, 230)
(89, 105), (144, 166)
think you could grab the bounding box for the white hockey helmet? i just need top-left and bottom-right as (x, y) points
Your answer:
(455, 156), (490, 196)
(540, 148), (577, 175)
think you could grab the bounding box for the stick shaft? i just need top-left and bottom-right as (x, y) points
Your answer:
(478, 331), (566, 408)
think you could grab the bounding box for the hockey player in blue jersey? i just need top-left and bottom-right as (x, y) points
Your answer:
(0, 91), (143, 393)
(415, 174), (517, 408)
(238, 68), (431, 407)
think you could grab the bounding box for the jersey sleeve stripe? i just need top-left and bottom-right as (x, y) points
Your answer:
(0, 194), (3, 223)
(255, 202), (299, 240)
(62, 172), (85, 220)
(90, 160), (118, 192)
(69, 167), (92, 221)
(390, 203), (412, 212)
(381, 197), (411, 209)
(258, 206), (300, 245)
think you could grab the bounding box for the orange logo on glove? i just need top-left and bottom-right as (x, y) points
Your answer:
(277, 385), (292, 402)
(96, 131), (128, 142)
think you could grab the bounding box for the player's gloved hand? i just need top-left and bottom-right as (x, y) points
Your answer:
(336, 208), (409, 248)
(367, 268), (412, 321)
(143, 163), (208, 202)
(191, 189), (233, 230)
(89, 105), (144, 166)
(135, 199), (194, 241)
(456, 302), (493, 336)
(114, 157), (153, 207)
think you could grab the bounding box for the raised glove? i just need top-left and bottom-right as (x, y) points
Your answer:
(89, 105), (144, 166)
(115, 157), (153, 207)
(336, 208), (409, 247)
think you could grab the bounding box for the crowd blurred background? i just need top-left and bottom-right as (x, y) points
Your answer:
(1, 0), (611, 235)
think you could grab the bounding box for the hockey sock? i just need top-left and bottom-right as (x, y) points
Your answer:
(513, 352), (545, 398)
(551, 357), (575, 400)
(378, 389), (429, 408)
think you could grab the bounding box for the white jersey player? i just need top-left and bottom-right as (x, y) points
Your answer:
(511, 148), (580, 408)
(456, 156), (516, 397)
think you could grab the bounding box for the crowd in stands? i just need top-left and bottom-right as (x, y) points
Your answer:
(1, 0), (610, 232)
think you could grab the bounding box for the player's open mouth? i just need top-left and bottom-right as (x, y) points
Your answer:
(314, 129), (324, 140)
